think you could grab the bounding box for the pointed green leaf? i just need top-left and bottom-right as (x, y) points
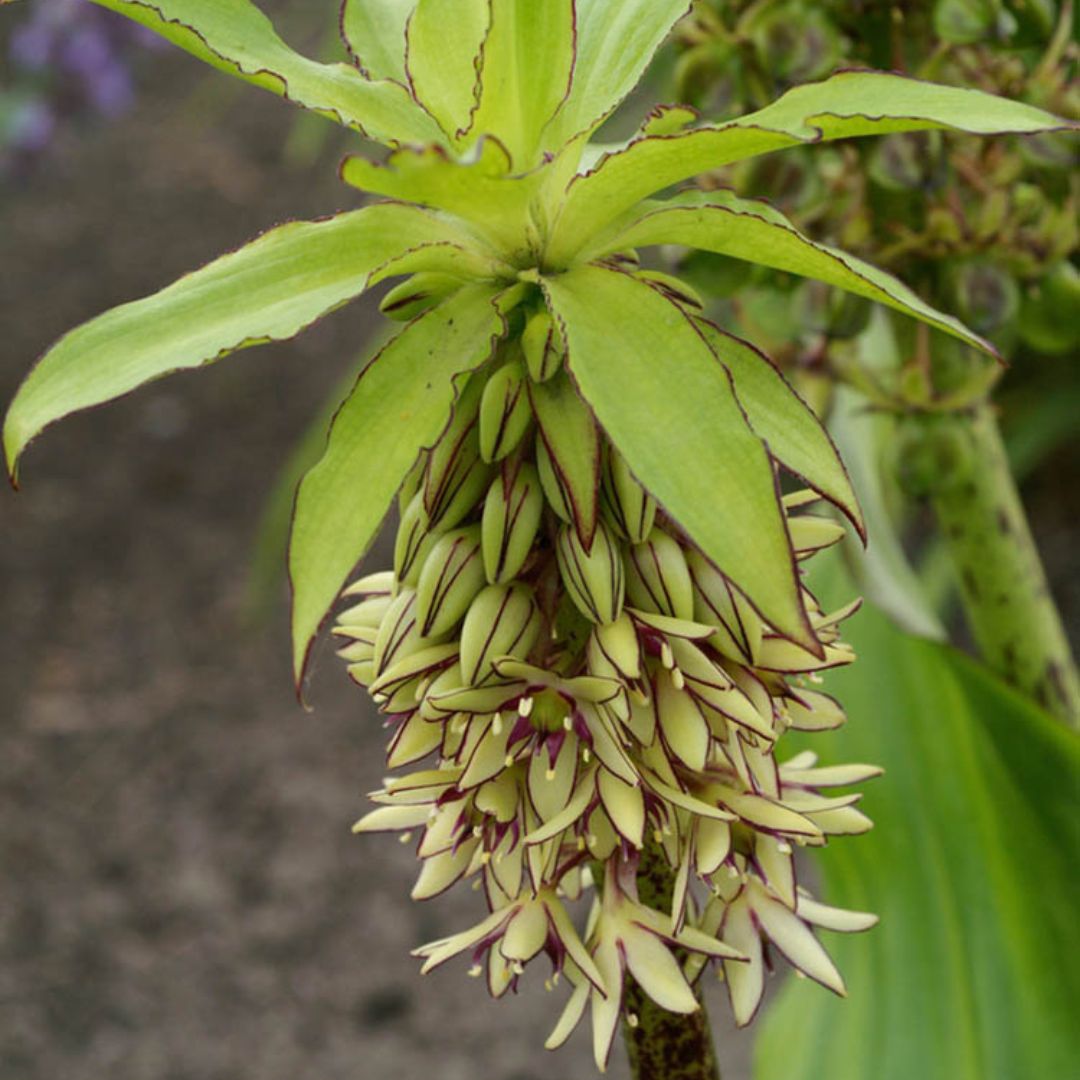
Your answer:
(4, 204), (477, 480)
(590, 190), (998, 356)
(89, 0), (441, 144)
(758, 565), (1080, 1080)
(340, 0), (416, 83)
(738, 69), (1074, 144)
(528, 371), (601, 550)
(470, 0), (575, 168)
(542, 265), (815, 651)
(548, 73), (1070, 264)
(405, 0), (489, 142)
(290, 284), (509, 683)
(543, 0), (693, 149)
(695, 320), (862, 537)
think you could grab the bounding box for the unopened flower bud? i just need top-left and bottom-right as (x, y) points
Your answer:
(556, 521), (625, 625)
(685, 548), (763, 664)
(394, 491), (442, 587)
(479, 356), (532, 463)
(460, 583), (542, 685)
(587, 611), (642, 681)
(530, 372), (600, 549)
(536, 436), (572, 524)
(481, 464), (544, 584)
(372, 587), (446, 679)
(416, 525), (487, 637)
(602, 452), (657, 543)
(522, 309), (564, 383)
(625, 527), (695, 621)
(423, 376), (491, 525)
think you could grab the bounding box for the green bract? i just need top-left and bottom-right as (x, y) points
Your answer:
(2, 0), (1068, 683)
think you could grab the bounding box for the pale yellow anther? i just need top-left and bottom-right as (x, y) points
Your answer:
(519, 696), (535, 718)
(563, 716), (573, 731)
(399, 832), (413, 844)
(672, 668), (686, 691)
(627, 1013), (640, 1028)
(468, 964), (483, 978)
(492, 713), (504, 735)
(661, 642), (675, 669)
(777, 841), (792, 855)
(546, 768), (556, 781)
(582, 748), (592, 763)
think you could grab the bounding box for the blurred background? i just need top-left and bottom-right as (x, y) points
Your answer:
(0, 2), (1075, 1079)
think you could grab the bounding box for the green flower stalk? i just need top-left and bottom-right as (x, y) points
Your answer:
(2, 0), (1073, 1073)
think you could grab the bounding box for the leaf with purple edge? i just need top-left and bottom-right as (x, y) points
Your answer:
(4, 204), (472, 483)
(542, 265), (818, 653)
(89, 0), (441, 144)
(289, 284), (511, 686)
(340, 0), (416, 83)
(588, 190), (999, 359)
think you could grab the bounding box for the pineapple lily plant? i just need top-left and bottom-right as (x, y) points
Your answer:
(3, 1), (1073, 1074)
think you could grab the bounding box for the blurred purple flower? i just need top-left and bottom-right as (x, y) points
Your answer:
(3, 0), (154, 171)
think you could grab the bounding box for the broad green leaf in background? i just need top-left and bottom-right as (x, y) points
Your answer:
(471, 0), (575, 169)
(340, 0), (416, 83)
(756, 560), (1080, 1080)
(405, 0), (489, 143)
(694, 320), (863, 537)
(542, 0), (693, 148)
(542, 265), (816, 652)
(3, 204), (488, 480)
(289, 284), (509, 684)
(598, 191), (997, 356)
(88, 0), (441, 144)
(547, 72), (1069, 263)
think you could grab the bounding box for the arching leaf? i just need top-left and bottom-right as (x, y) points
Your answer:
(290, 285), (511, 684)
(542, 265), (815, 652)
(4, 204), (481, 479)
(89, 0), (441, 144)
(548, 73), (1068, 263)
(591, 190), (997, 356)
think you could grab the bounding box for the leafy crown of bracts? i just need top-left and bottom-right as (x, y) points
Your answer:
(1, 0), (1073, 1071)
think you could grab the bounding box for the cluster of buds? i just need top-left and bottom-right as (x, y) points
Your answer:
(334, 305), (879, 1069)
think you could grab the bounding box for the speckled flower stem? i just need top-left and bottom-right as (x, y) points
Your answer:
(930, 403), (1080, 728)
(622, 843), (721, 1080)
